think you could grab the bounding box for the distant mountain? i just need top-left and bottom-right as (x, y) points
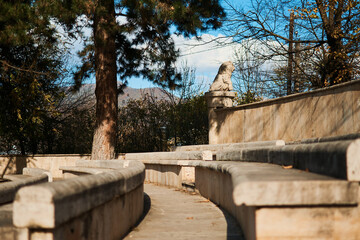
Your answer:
(68, 84), (173, 107)
(118, 87), (172, 106)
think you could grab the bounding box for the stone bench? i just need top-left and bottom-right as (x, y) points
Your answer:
(0, 168), (50, 204)
(13, 160), (145, 240)
(60, 166), (114, 178)
(171, 140), (285, 152)
(216, 139), (360, 181)
(125, 150), (213, 161)
(136, 156), (360, 239)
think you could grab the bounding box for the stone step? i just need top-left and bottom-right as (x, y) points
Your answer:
(125, 151), (213, 161)
(216, 139), (360, 181)
(196, 161), (358, 206)
(171, 140), (285, 152)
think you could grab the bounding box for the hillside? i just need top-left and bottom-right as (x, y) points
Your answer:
(68, 84), (173, 107)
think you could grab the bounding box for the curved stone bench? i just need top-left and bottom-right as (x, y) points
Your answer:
(137, 159), (360, 239)
(0, 168), (50, 204)
(13, 160), (145, 240)
(216, 139), (360, 181)
(171, 140), (285, 152)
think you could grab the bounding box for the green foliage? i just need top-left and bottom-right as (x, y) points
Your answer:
(68, 0), (225, 89)
(0, 0), (222, 155)
(117, 94), (170, 153)
(0, 0), (66, 154)
(234, 91), (262, 105)
(116, 93), (208, 153)
(167, 94), (208, 146)
(49, 105), (96, 154)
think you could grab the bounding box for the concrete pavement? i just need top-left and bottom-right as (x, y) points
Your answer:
(124, 183), (244, 240)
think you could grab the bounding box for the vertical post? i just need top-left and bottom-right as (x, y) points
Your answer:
(294, 42), (301, 93)
(287, 12), (294, 95)
(205, 92), (236, 144)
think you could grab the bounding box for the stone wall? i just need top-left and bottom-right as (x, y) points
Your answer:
(209, 80), (360, 144)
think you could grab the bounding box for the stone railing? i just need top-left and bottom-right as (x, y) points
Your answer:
(13, 160), (145, 240)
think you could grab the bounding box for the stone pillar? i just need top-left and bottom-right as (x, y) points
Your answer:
(205, 91), (236, 144)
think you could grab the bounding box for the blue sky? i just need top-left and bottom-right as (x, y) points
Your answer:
(127, 0), (250, 90)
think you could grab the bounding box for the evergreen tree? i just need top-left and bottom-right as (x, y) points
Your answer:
(48, 0), (225, 159)
(0, 0), (65, 154)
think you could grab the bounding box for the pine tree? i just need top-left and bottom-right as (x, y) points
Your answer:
(48, 0), (225, 159)
(0, 1), (65, 154)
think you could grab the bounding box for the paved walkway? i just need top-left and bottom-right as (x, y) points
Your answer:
(124, 183), (244, 240)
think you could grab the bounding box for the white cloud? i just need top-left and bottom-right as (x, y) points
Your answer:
(173, 33), (240, 87)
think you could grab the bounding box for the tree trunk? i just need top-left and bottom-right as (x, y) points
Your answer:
(91, 0), (118, 160)
(327, 38), (351, 85)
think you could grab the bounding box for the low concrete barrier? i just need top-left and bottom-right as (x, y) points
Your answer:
(141, 160), (196, 188)
(13, 160), (145, 240)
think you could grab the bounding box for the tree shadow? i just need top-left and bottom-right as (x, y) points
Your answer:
(217, 205), (245, 240)
(122, 192), (151, 239)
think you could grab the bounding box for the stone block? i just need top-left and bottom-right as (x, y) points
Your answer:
(125, 151), (212, 161)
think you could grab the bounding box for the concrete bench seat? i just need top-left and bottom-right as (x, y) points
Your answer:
(216, 139), (360, 181)
(138, 159), (360, 239)
(139, 159), (358, 206)
(60, 166), (114, 178)
(0, 168), (50, 204)
(125, 150), (213, 161)
(171, 140), (285, 152)
(13, 160), (145, 240)
(197, 161), (358, 206)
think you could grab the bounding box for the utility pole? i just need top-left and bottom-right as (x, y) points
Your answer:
(287, 12), (294, 95)
(294, 42), (301, 93)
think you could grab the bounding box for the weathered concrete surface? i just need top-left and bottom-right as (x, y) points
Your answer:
(124, 183), (244, 240)
(13, 160), (145, 240)
(125, 151), (212, 161)
(195, 161), (358, 206)
(205, 91), (236, 145)
(195, 164), (360, 240)
(210, 79), (360, 144)
(60, 166), (114, 179)
(139, 159), (358, 206)
(0, 174), (48, 204)
(255, 206), (360, 240)
(216, 139), (360, 181)
(14, 169), (144, 228)
(0, 203), (15, 240)
(22, 168), (53, 182)
(298, 132), (360, 144)
(0, 154), (125, 178)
